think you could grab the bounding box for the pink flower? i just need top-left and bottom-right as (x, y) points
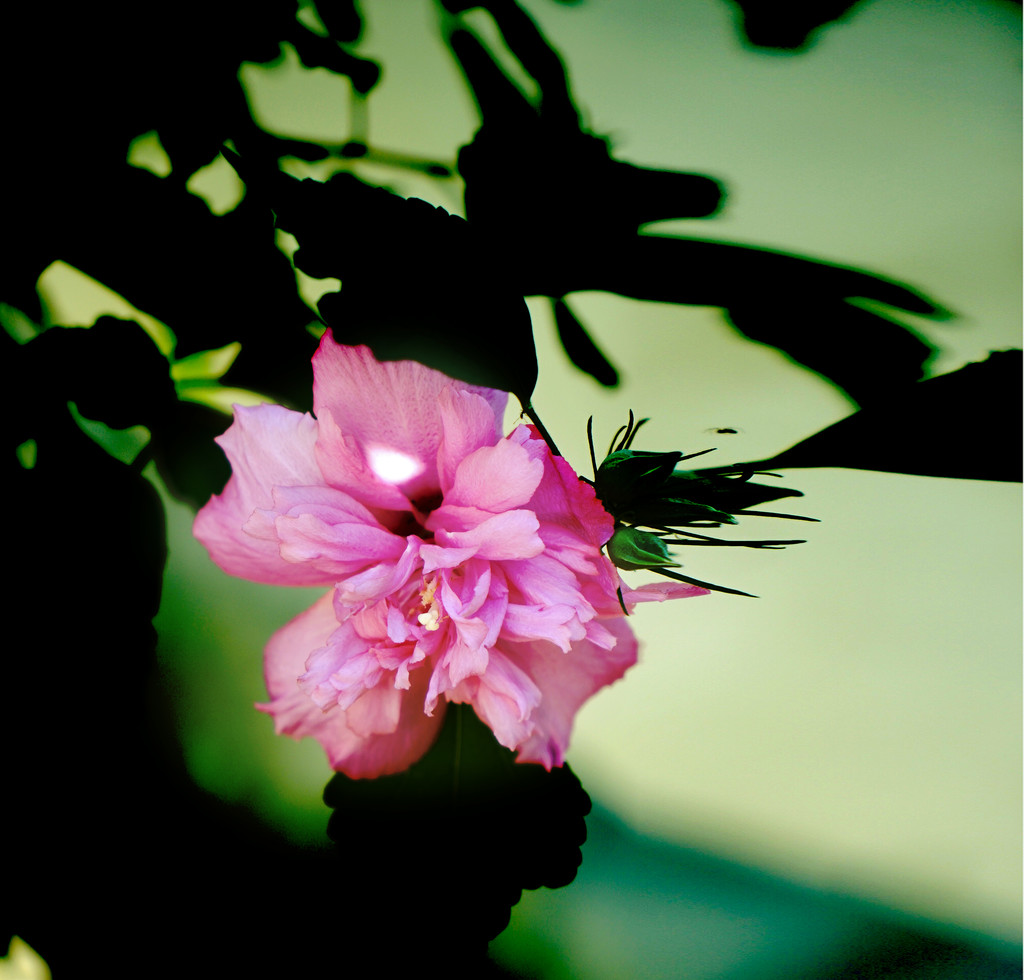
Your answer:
(194, 335), (706, 778)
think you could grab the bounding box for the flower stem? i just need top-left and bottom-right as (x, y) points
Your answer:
(524, 403), (562, 457)
(452, 704), (463, 805)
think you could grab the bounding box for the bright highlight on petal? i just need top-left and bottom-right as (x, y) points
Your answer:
(366, 444), (425, 485)
(194, 335), (707, 779)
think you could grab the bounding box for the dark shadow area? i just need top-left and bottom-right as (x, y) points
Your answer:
(325, 706), (591, 957)
(0, 0), (376, 410)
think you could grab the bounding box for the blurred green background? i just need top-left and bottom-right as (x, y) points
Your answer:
(39, 0), (1020, 976)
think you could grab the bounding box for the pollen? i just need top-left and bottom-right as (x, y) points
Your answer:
(416, 577), (443, 631)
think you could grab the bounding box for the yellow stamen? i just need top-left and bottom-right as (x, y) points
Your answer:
(417, 577), (442, 631)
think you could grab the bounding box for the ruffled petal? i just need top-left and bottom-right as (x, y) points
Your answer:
(269, 484), (406, 578)
(449, 649), (543, 752)
(298, 603), (394, 711)
(331, 669), (445, 778)
(508, 617), (640, 769)
(194, 404), (337, 586)
(436, 386), (505, 493)
(435, 511), (544, 561)
(501, 602), (583, 652)
(333, 536), (422, 605)
(313, 410), (417, 513)
(503, 553), (600, 611)
(443, 439), (544, 513)
(258, 591), (344, 735)
(259, 592), (443, 778)
(527, 438), (615, 547)
(419, 543), (478, 572)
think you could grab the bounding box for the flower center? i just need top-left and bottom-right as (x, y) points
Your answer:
(387, 492), (444, 540)
(416, 576), (444, 632)
(412, 491), (443, 515)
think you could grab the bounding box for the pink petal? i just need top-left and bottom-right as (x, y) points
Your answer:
(436, 386), (505, 493)
(501, 602), (583, 652)
(345, 680), (402, 737)
(443, 439), (544, 513)
(259, 590), (344, 731)
(621, 580), (711, 604)
(448, 649), (543, 751)
(298, 604), (395, 711)
(437, 630), (491, 688)
(513, 427), (614, 547)
(194, 404), (338, 586)
(311, 337), (505, 504)
(326, 670), (445, 778)
(435, 510), (544, 561)
(332, 536), (422, 605)
(509, 617), (640, 769)
(419, 543), (478, 572)
(439, 557), (496, 619)
(313, 410), (418, 513)
(503, 553), (600, 610)
(269, 484), (406, 577)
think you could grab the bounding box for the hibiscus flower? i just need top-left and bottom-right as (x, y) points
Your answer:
(194, 335), (706, 778)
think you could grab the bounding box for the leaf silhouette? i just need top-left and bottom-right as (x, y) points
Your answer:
(725, 0), (863, 50)
(699, 351), (1022, 482)
(445, 1), (949, 406)
(553, 298), (619, 387)
(230, 154), (539, 405)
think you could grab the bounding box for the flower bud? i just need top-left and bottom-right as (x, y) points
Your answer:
(588, 412), (812, 596)
(595, 449), (682, 511)
(606, 526), (679, 572)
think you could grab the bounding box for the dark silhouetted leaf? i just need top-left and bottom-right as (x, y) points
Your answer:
(702, 351), (1022, 482)
(229, 155), (539, 405)
(445, 3), (947, 406)
(313, 0), (364, 43)
(553, 298), (619, 386)
(724, 0), (863, 51)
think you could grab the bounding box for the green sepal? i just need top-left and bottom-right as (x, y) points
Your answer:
(621, 496), (738, 527)
(654, 565), (757, 598)
(666, 471), (804, 513)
